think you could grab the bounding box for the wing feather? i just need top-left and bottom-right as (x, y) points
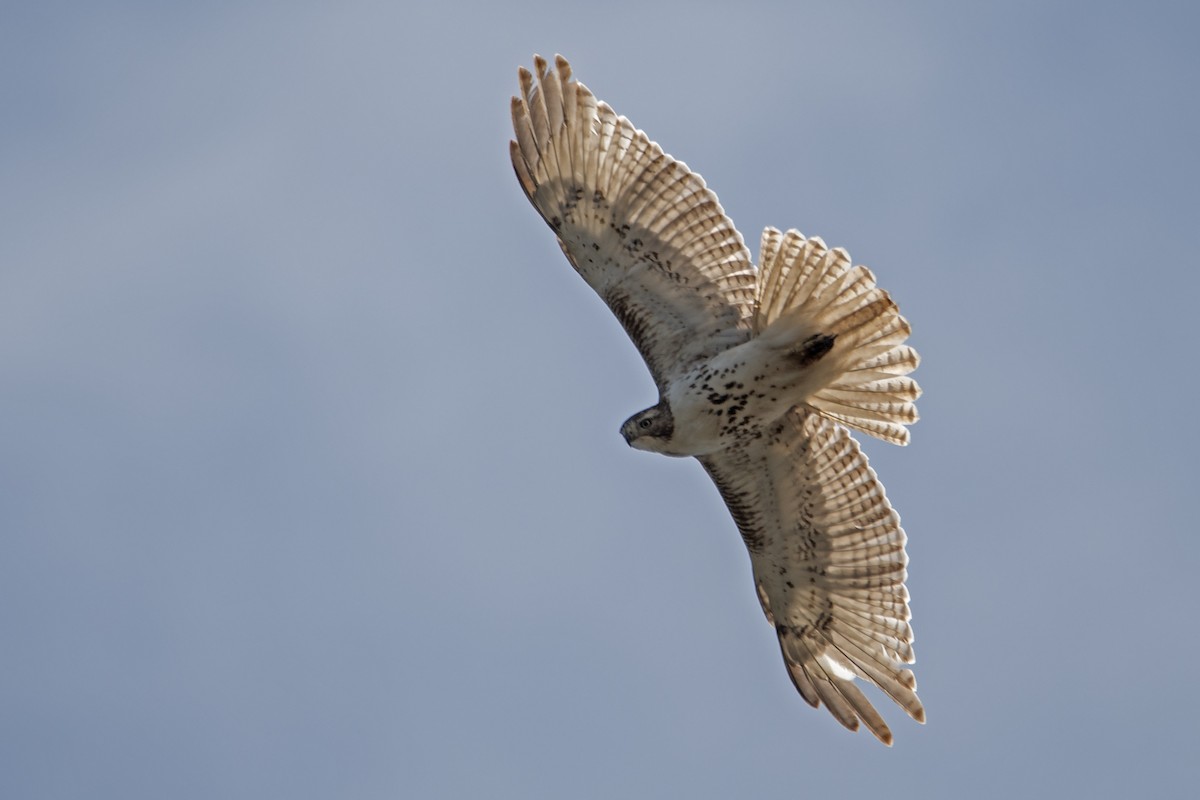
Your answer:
(700, 411), (923, 744)
(511, 55), (757, 389)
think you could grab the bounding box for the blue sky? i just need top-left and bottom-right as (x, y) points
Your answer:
(3, 2), (1198, 798)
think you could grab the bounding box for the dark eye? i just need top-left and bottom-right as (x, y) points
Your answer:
(638, 418), (651, 429)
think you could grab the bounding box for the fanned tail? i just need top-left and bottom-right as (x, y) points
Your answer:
(754, 227), (920, 445)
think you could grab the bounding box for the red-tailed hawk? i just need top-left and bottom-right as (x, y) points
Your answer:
(511, 55), (924, 744)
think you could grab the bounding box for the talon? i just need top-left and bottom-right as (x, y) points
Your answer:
(793, 333), (836, 367)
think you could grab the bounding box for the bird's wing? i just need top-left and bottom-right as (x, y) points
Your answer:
(511, 55), (757, 390)
(699, 410), (924, 745)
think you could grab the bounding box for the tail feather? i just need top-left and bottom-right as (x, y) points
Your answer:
(754, 227), (921, 445)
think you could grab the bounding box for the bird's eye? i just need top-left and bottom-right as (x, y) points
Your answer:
(638, 418), (651, 429)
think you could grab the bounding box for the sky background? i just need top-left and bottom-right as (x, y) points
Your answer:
(3, 1), (1198, 798)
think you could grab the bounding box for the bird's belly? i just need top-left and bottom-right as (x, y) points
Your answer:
(663, 349), (794, 456)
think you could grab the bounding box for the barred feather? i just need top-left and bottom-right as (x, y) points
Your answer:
(754, 227), (921, 445)
(702, 412), (923, 744)
(510, 55), (759, 390)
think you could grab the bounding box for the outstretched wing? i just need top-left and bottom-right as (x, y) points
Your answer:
(699, 410), (924, 745)
(511, 54), (757, 390)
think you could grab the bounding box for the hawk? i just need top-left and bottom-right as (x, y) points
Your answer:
(510, 55), (924, 744)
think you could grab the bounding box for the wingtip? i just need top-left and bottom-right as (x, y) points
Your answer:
(517, 65), (533, 101)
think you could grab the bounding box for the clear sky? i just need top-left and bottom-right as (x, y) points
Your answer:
(3, 2), (1198, 798)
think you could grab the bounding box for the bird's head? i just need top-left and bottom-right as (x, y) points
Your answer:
(620, 402), (675, 453)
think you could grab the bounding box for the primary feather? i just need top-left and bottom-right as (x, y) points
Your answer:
(512, 55), (756, 390)
(512, 54), (924, 744)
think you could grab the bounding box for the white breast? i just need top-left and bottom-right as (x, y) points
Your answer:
(663, 338), (801, 456)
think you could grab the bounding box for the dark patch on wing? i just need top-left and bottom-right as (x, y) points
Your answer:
(699, 449), (765, 553)
(606, 286), (667, 382)
(535, 173), (756, 389)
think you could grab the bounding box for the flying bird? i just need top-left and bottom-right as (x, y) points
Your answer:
(510, 54), (924, 745)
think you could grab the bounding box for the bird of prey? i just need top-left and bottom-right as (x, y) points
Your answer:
(510, 54), (924, 745)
